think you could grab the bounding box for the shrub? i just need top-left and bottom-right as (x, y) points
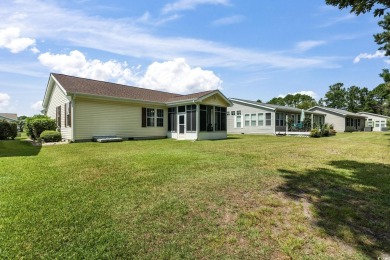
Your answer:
(322, 128), (330, 137)
(329, 129), (337, 136)
(0, 120), (17, 140)
(32, 119), (56, 139)
(25, 115), (56, 140)
(40, 130), (62, 142)
(310, 128), (321, 138)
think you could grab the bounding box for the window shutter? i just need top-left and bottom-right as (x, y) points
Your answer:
(142, 107), (146, 127)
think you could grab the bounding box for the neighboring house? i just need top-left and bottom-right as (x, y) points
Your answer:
(227, 98), (326, 135)
(308, 106), (366, 132)
(42, 73), (232, 142)
(0, 113), (17, 122)
(357, 112), (390, 131)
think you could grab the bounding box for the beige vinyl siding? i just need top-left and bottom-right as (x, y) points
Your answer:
(46, 83), (72, 139)
(227, 102), (275, 134)
(74, 97), (167, 140)
(202, 94), (229, 107)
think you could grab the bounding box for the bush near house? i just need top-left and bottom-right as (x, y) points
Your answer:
(25, 115), (56, 140)
(40, 130), (62, 142)
(0, 120), (17, 140)
(310, 128), (321, 138)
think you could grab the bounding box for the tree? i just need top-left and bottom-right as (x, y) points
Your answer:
(346, 86), (363, 112)
(267, 97), (286, 106)
(17, 115), (27, 132)
(256, 99), (263, 103)
(267, 94), (317, 109)
(323, 83), (347, 109)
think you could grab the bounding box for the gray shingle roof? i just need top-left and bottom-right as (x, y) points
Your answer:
(52, 73), (216, 103)
(309, 106), (366, 118)
(230, 98), (325, 114)
(0, 113), (17, 120)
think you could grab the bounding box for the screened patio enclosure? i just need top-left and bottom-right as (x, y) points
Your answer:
(167, 104), (227, 140)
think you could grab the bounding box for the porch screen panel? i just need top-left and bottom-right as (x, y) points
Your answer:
(168, 107), (177, 132)
(221, 107), (226, 131)
(186, 105), (196, 132)
(200, 105), (207, 131)
(215, 107), (221, 131)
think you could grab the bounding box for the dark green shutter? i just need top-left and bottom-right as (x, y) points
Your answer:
(142, 107), (146, 127)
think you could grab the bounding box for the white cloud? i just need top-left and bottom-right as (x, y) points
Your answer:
(0, 0), (337, 71)
(212, 15), (244, 26)
(38, 50), (221, 94)
(30, 46), (40, 54)
(296, 40), (326, 52)
(320, 14), (356, 27)
(0, 93), (11, 109)
(31, 100), (42, 111)
(0, 27), (36, 53)
(38, 50), (138, 84)
(162, 0), (230, 14)
(138, 58), (222, 93)
(353, 50), (386, 63)
(136, 12), (181, 26)
(278, 91), (317, 99)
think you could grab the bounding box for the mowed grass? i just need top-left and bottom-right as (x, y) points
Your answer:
(1, 133), (389, 259)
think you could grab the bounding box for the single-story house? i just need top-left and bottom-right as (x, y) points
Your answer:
(307, 106), (366, 132)
(357, 112), (389, 131)
(0, 113), (17, 122)
(227, 98), (326, 135)
(42, 73), (232, 142)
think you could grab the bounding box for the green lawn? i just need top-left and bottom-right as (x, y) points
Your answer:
(1, 133), (389, 259)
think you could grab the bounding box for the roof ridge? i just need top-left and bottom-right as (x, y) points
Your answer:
(51, 73), (184, 97)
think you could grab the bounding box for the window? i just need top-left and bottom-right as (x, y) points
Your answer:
(236, 115), (242, 128)
(357, 119), (360, 127)
(186, 105), (196, 132)
(265, 113), (271, 126)
(231, 111), (235, 116)
(56, 105), (61, 128)
(251, 114), (256, 126)
(276, 112), (285, 127)
(258, 113), (264, 126)
(346, 118), (351, 127)
(367, 119), (373, 127)
(168, 107), (177, 132)
(244, 114), (250, 127)
(237, 110), (241, 116)
(157, 109), (164, 127)
(227, 111), (230, 116)
(375, 121), (380, 127)
(147, 108), (155, 127)
(65, 102), (71, 127)
(381, 120), (386, 128)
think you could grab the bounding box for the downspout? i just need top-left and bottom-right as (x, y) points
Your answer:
(71, 94), (76, 142)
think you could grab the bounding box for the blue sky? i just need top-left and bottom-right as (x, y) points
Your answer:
(0, 0), (388, 116)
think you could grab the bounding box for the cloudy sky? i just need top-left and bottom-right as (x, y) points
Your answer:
(0, 0), (388, 116)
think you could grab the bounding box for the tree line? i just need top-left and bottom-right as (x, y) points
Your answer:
(265, 69), (390, 116)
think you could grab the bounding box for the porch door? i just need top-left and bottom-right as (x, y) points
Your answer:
(179, 114), (185, 135)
